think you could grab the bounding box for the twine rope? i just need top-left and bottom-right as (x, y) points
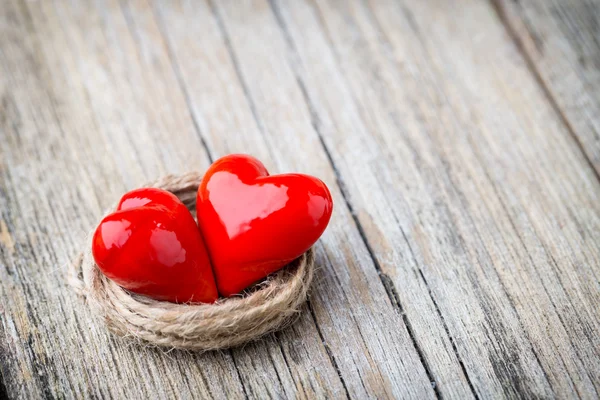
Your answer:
(69, 171), (315, 350)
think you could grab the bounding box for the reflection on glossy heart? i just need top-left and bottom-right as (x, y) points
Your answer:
(92, 188), (217, 303)
(197, 154), (333, 296)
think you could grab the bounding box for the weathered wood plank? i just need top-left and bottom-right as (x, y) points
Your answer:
(150, 0), (436, 398)
(273, 0), (600, 398)
(0, 0), (434, 399)
(0, 0), (328, 398)
(0, 0), (249, 398)
(494, 0), (600, 175)
(1, 0), (599, 398)
(117, 2), (354, 397)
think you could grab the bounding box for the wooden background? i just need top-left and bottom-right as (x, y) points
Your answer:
(1, 0), (599, 398)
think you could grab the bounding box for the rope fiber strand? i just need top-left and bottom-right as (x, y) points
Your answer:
(69, 171), (315, 351)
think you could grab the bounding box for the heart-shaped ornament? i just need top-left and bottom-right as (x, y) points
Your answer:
(197, 154), (333, 296)
(92, 188), (218, 303)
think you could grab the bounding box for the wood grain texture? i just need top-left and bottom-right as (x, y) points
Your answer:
(269, 0), (600, 397)
(494, 0), (600, 175)
(150, 1), (434, 397)
(0, 0), (599, 399)
(0, 1), (246, 399)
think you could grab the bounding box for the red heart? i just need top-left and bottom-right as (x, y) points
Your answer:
(196, 154), (333, 296)
(92, 188), (218, 303)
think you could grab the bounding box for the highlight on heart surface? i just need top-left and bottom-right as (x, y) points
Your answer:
(92, 187), (218, 304)
(90, 154), (333, 303)
(197, 154), (333, 297)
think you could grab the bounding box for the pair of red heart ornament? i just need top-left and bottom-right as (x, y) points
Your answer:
(92, 154), (333, 303)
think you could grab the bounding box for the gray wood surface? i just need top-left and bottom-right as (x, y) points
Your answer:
(0, 0), (598, 399)
(495, 0), (600, 175)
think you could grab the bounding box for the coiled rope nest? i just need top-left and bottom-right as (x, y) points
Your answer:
(69, 172), (315, 351)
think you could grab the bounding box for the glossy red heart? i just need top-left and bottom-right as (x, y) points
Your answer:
(196, 154), (333, 297)
(92, 188), (218, 303)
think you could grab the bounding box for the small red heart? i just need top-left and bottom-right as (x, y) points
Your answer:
(197, 154), (333, 296)
(92, 188), (218, 303)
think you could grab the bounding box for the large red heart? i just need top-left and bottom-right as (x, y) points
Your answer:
(196, 154), (333, 296)
(92, 188), (218, 303)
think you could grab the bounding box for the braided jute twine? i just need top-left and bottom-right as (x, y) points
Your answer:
(69, 171), (315, 351)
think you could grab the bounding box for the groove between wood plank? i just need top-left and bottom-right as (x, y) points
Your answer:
(306, 302), (351, 400)
(267, 5), (444, 393)
(208, 0), (430, 396)
(151, 0), (387, 397)
(489, 0), (600, 185)
(278, 0), (600, 397)
(272, 0), (482, 397)
(284, 43), (444, 399)
(362, 0), (566, 393)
